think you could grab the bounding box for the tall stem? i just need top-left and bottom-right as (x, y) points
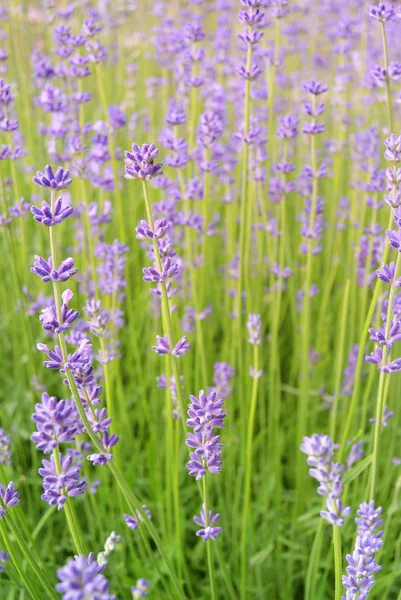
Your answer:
(296, 98), (319, 512)
(234, 38), (253, 329)
(370, 253), (401, 498)
(240, 344), (259, 598)
(202, 476), (216, 600)
(380, 22), (394, 133)
(141, 180), (187, 432)
(2, 512), (58, 600)
(47, 191), (186, 599)
(52, 449), (87, 556)
(333, 525), (342, 600)
(0, 520), (42, 600)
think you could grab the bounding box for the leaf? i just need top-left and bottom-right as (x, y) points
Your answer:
(343, 454), (373, 485)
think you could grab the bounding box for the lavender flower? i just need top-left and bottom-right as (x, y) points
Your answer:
(124, 143), (163, 181)
(97, 531), (121, 568)
(369, 3), (395, 22)
(56, 555), (115, 600)
(370, 405), (394, 427)
(0, 428), (11, 465)
(31, 256), (78, 283)
(342, 502), (383, 598)
(135, 219), (171, 240)
(31, 392), (77, 454)
(33, 165), (72, 190)
(301, 434), (351, 526)
(31, 196), (73, 226)
(186, 390), (225, 480)
(0, 550), (10, 573)
(124, 505), (152, 531)
(39, 453), (86, 509)
(152, 334), (191, 358)
(131, 579), (150, 598)
(39, 289), (79, 334)
(0, 482), (20, 518)
(193, 504), (222, 541)
(247, 313), (262, 345)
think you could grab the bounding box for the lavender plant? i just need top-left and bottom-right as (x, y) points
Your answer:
(1, 1), (401, 599)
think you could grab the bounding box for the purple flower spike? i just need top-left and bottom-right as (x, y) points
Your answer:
(321, 498), (352, 526)
(152, 335), (191, 358)
(131, 579), (150, 598)
(124, 143), (163, 181)
(124, 505), (152, 531)
(247, 313), (262, 345)
(135, 219), (171, 240)
(0, 550), (10, 573)
(31, 392), (77, 454)
(370, 405), (394, 427)
(33, 165), (72, 190)
(342, 501), (383, 598)
(302, 80), (329, 95)
(193, 504), (222, 541)
(0, 482), (20, 518)
(369, 3), (395, 22)
(87, 453), (113, 466)
(186, 390), (225, 480)
(39, 289), (79, 334)
(301, 434), (351, 526)
(39, 453), (86, 510)
(56, 555), (115, 600)
(142, 257), (179, 283)
(172, 336), (191, 358)
(376, 261), (401, 285)
(0, 428), (11, 466)
(386, 228), (401, 252)
(31, 197), (73, 226)
(152, 334), (170, 355)
(31, 256), (78, 283)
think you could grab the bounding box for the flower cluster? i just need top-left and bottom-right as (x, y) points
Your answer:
(39, 453), (86, 510)
(186, 390), (225, 541)
(124, 505), (152, 531)
(131, 579), (150, 599)
(0, 550), (10, 573)
(366, 135), (401, 374)
(0, 481), (20, 519)
(193, 504), (222, 542)
(97, 531), (121, 568)
(342, 501), (383, 598)
(301, 434), (351, 526)
(124, 143), (163, 181)
(186, 390), (226, 481)
(237, 0), (265, 80)
(56, 554), (115, 600)
(302, 80), (328, 136)
(0, 427), (11, 466)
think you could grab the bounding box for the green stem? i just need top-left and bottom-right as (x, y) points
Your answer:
(380, 21), (394, 132)
(369, 253), (401, 499)
(329, 280), (350, 440)
(296, 95), (319, 512)
(338, 213), (393, 462)
(202, 476), (216, 600)
(52, 449), (87, 556)
(141, 180), (187, 433)
(0, 520), (41, 600)
(95, 64), (126, 242)
(333, 525), (342, 600)
(47, 190), (186, 598)
(3, 513), (58, 600)
(240, 344), (259, 598)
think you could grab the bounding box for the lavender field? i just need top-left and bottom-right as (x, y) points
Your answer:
(1, 1), (401, 598)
